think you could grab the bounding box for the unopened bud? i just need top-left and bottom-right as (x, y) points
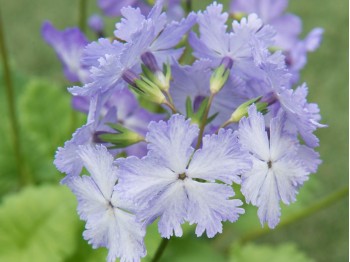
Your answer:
(141, 52), (161, 73)
(122, 69), (140, 89)
(229, 97), (267, 123)
(210, 57), (233, 94)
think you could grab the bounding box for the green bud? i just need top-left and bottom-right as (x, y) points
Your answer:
(230, 12), (246, 21)
(185, 96), (218, 126)
(134, 77), (167, 104)
(98, 123), (144, 149)
(229, 96), (268, 123)
(210, 57), (233, 94)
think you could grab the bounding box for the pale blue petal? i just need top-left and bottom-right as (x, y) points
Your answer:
(297, 145), (321, 173)
(185, 180), (244, 238)
(188, 129), (251, 184)
(151, 12), (196, 50)
(54, 123), (95, 180)
(114, 7), (145, 42)
(196, 2), (230, 56)
(82, 38), (123, 68)
(241, 158), (269, 205)
(256, 169), (281, 228)
(146, 114), (199, 174)
(116, 156), (178, 206)
(78, 145), (118, 200)
(272, 157), (308, 205)
(138, 180), (188, 238)
(238, 105), (270, 161)
(269, 112), (297, 161)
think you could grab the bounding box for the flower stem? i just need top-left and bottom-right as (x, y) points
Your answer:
(215, 120), (232, 134)
(163, 101), (177, 114)
(195, 94), (214, 149)
(78, 0), (87, 33)
(0, 10), (32, 186)
(213, 186), (349, 252)
(185, 0), (192, 14)
(0, 10), (32, 187)
(151, 238), (170, 262)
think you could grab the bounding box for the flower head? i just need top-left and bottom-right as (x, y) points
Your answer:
(189, 2), (276, 79)
(70, 1), (196, 97)
(41, 21), (89, 82)
(117, 115), (251, 238)
(65, 145), (146, 262)
(238, 105), (321, 228)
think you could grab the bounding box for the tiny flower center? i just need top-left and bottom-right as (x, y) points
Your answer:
(178, 173), (187, 180)
(267, 160), (272, 169)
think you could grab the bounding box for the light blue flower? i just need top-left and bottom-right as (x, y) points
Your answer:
(65, 145), (146, 262)
(189, 2), (276, 79)
(238, 105), (321, 228)
(41, 21), (89, 82)
(117, 115), (251, 238)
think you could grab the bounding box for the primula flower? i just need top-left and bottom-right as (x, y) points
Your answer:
(189, 2), (276, 79)
(41, 21), (89, 83)
(238, 105), (321, 228)
(230, 0), (323, 82)
(88, 14), (105, 36)
(244, 63), (326, 147)
(98, 0), (183, 20)
(70, 0), (196, 97)
(54, 89), (162, 180)
(65, 145), (146, 262)
(117, 115), (251, 238)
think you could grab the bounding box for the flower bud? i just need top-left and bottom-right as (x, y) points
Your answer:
(210, 57), (233, 94)
(98, 124), (144, 149)
(229, 97), (268, 123)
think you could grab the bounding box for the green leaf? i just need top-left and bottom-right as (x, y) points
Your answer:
(0, 185), (80, 262)
(229, 243), (314, 262)
(18, 79), (85, 183)
(143, 222), (199, 262)
(0, 69), (28, 196)
(18, 79), (72, 155)
(65, 223), (107, 262)
(161, 235), (226, 262)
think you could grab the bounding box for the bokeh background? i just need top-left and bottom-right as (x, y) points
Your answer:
(0, 0), (348, 261)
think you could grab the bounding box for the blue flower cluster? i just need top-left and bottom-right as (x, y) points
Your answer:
(43, 0), (325, 261)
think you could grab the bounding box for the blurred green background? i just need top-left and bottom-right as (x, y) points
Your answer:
(0, 0), (348, 261)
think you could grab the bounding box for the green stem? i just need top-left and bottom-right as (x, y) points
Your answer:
(163, 101), (177, 114)
(185, 0), (192, 14)
(0, 10), (31, 186)
(215, 120), (232, 134)
(214, 186), (349, 252)
(78, 0), (87, 33)
(195, 94), (214, 149)
(151, 238), (170, 262)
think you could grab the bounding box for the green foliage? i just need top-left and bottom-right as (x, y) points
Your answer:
(19, 79), (72, 155)
(65, 223), (108, 262)
(162, 236), (226, 262)
(18, 79), (85, 183)
(229, 243), (314, 262)
(0, 185), (80, 262)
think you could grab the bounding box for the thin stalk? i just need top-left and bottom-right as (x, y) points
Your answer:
(215, 120), (232, 134)
(213, 186), (349, 252)
(151, 238), (170, 262)
(163, 101), (177, 114)
(185, 0), (192, 14)
(164, 90), (174, 106)
(0, 10), (31, 186)
(78, 0), (87, 33)
(195, 94), (214, 149)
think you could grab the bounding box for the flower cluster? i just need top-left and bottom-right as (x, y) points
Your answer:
(44, 0), (325, 261)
